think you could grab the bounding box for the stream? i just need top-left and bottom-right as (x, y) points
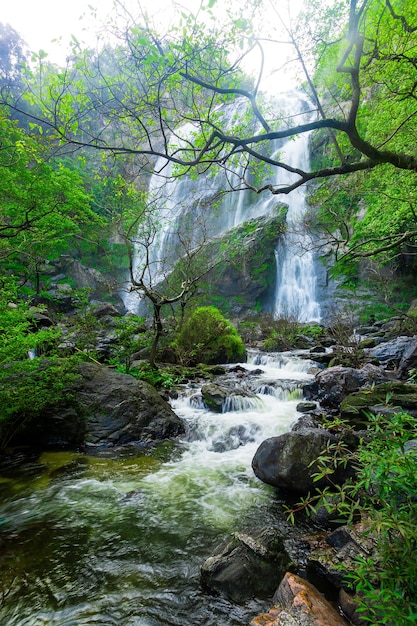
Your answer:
(0, 351), (316, 625)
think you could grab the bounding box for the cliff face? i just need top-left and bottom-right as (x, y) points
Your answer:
(199, 210), (288, 316)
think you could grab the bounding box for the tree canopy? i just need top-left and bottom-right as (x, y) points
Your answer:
(0, 0), (416, 282)
(4, 0), (415, 183)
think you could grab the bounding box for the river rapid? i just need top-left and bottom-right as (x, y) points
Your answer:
(0, 351), (316, 625)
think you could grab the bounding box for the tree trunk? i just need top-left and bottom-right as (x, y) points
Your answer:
(149, 303), (163, 368)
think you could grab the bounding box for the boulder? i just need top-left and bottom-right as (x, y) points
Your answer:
(338, 589), (368, 626)
(397, 337), (417, 379)
(250, 572), (348, 625)
(303, 364), (389, 409)
(201, 383), (228, 412)
(10, 361), (185, 449)
(87, 301), (123, 319)
(296, 401), (317, 413)
(66, 259), (109, 292)
(340, 381), (417, 424)
(201, 383), (259, 413)
(252, 428), (352, 494)
(29, 310), (54, 328)
(201, 528), (293, 602)
(368, 336), (414, 369)
(306, 523), (377, 594)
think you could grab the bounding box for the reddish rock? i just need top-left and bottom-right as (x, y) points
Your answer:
(250, 572), (348, 626)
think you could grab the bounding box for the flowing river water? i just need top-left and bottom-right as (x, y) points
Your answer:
(0, 351), (316, 625)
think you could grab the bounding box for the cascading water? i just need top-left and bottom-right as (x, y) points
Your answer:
(273, 119), (321, 322)
(0, 350), (317, 626)
(123, 92), (323, 320)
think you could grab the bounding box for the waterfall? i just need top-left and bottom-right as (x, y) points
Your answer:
(124, 93), (322, 321)
(273, 120), (322, 323)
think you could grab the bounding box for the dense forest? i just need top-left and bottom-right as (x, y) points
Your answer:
(1, 0), (417, 623)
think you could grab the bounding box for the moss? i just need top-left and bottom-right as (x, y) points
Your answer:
(341, 382), (417, 424)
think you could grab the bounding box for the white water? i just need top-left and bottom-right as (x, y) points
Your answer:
(123, 93), (322, 320)
(273, 120), (321, 322)
(0, 351), (316, 626)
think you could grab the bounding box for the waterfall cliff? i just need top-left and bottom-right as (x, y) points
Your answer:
(124, 92), (324, 321)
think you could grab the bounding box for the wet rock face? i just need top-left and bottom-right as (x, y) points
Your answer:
(80, 362), (186, 447)
(397, 337), (417, 379)
(303, 364), (389, 409)
(201, 213), (288, 316)
(368, 335), (413, 369)
(252, 429), (351, 494)
(11, 361), (185, 450)
(200, 528), (293, 602)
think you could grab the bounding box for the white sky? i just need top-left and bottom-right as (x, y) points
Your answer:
(2, 0), (121, 62)
(1, 0), (226, 60)
(1, 0), (302, 90)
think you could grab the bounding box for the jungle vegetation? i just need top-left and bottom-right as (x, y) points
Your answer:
(0, 2), (417, 623)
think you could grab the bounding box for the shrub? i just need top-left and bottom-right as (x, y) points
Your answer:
(0, 279), (80, 449)
(173, 306), (246, 365)
(0, 357), (81, 449)
(132, 362), (180, 389)
(110, 316), (150, 373)
(258, 314), (301, 351)
(287, 409), (417, 624)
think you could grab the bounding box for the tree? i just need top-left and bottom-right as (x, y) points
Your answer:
(2, 0), (416, 265)
(121, 184), (224, 367)
(4, 1), (415, 177)
(0, 107), (104, 291)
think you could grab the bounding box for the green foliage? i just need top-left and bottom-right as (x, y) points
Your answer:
(307, 0), (417, 276)
(288, 408), (417, 624)
(258, 314), (302, 351)
(173, 306), (246, 365)
(0, 279), (58, 363)
(0, 107), (105, 290)
(0, 279), (80, 448)
(0, 357), (80, 449)
(110, 316), (150, 374)
(132, 362), (181, 390)
(345, 412), (417, 624)
(303, 323), (324, 340)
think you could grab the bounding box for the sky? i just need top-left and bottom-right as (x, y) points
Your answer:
(1, 0), (301, 90)
(2, 0), (224, 62)
(2, 0), (122, 63)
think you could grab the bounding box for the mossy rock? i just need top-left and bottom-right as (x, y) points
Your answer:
(359, 338), (379, 349)
(341, 381), (417, 425)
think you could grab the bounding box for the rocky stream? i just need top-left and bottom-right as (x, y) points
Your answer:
(1, 312), (417, 625)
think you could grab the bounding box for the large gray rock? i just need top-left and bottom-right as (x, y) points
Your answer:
(369, 336), (414, 368)
(340, 381), (417, 423)
(306, 522), (377, 593)
(201, 383), (228, 412)
(201, 383), (259, 413)
(252, 428), (351, 494)
(303, 364), (388, 409)
(66, 259), (109, 292)
(201, 527), (292, 602)
(11, 362), (184, 449)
